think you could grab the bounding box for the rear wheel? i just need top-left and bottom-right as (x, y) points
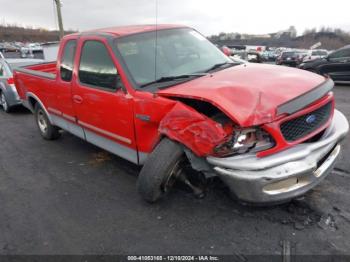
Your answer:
(34, 103), (61, 140)
(0, 92), (11, 113)
(137, 138), (184, 203)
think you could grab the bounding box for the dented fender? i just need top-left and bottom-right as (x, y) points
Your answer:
(159, 102), (233, 156)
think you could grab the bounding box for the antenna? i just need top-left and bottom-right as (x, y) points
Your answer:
(154, 0), (158, 81)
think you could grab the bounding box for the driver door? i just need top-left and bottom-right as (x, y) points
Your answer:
(72, 36), (138, 163)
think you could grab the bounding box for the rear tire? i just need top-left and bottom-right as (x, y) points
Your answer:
(0, 92), (11, 113)
(137, 138), (184, 203)
(34, 103), (61, 140)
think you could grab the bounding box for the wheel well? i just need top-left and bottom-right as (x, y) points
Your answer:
(28, 97), (37, 111)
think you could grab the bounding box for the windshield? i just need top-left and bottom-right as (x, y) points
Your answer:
(114, 28), (231, 87)
(311, 50), (327, 56)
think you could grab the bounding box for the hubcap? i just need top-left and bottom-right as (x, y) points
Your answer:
(1, 93), (8, 111)
(162, 159), (184, 193)
(162, 158), (206, 198)
(37, 110), (48, 133)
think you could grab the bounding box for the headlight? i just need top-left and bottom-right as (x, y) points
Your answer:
(213, 127), (275, 157)
(299, 63), (305, 68)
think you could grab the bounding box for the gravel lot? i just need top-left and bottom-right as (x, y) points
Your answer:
(0, 84), (349, 256)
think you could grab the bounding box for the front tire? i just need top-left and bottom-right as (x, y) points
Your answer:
(137, 138), (184, 203)
(34, 103), (61, 140)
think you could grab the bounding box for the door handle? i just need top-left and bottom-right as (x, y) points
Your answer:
(73, 95), (83, 104)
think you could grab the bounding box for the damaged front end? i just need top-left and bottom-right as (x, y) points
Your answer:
(158, 102), (233, 157)
(157, 97), (349, 204)
(156, 99), (276, 200)
(158, 101), (275, 158)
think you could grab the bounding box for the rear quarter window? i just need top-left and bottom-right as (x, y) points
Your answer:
(60, 40), (77, 82)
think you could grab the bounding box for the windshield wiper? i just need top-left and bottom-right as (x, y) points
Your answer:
(140, 73), (207, 88)
(204, 62), (236, 72)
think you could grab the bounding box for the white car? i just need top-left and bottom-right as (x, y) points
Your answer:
(302, 49), (328, 62)
(20, 43), (43, 58)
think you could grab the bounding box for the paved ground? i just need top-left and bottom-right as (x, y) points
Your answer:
(0, 84), (349, 256)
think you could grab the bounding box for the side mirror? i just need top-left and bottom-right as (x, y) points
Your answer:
(116, 74), (126, 92)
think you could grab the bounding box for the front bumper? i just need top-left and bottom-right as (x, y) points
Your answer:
(207, 110), (349, 204)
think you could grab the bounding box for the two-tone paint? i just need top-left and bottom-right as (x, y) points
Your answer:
(13, 25), (349, 203)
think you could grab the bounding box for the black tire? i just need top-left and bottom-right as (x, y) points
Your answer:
(0, 92), (11, 113)
(34, 103), (61, 140)
(137, 138), (184, 203)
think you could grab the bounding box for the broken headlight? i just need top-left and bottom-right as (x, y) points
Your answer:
(213, 127), (275, 157)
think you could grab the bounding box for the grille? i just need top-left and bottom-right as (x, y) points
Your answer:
(280, 102), (332, 142)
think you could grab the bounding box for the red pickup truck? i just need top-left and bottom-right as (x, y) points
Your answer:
(14, 25), (349, 204)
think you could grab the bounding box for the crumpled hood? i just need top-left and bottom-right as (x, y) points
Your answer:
(157, 63), (327, 126)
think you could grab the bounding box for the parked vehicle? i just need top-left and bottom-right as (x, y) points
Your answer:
(246, 51), (263, 63)
(303, 49), (328, 63)
(221, 45), (232, 56)
(0, 58), (44, 112)
(298, 45), (350, 83)
(296, 50), (309, 64)
(0, 42), (19, 53)
(276, 51), (303, 66)
(232, 50), (263, 63)
(20, 43), (43, 58)
(262, 50), (277, 61)
(229, 56), (247, 64)
(14, 25), (349, 204)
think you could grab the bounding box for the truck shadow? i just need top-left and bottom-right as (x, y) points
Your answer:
(164, 176), (340, 232)
(7, 106), (31, 115)
(56, 131), (343, 233)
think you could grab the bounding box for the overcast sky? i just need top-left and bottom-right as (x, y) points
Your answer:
(0, 0), (349, 36)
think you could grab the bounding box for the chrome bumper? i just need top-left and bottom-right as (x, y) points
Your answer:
(207, 110), (349, 204)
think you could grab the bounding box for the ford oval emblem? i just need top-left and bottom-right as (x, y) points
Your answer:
(306, 114), (317, 124)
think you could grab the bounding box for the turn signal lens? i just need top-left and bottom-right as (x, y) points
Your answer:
(7, 77), (14, 85)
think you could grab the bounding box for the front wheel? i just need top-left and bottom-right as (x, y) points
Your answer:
(137, 138), (184, 203)
(34, 103), (61, 140)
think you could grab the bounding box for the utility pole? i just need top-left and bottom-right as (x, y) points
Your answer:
(54, 0), (64, 39)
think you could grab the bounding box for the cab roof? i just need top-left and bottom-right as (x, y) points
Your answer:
(72, 24), (188, 38)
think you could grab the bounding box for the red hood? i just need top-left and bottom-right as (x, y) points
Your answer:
(157, 63), (327, 126)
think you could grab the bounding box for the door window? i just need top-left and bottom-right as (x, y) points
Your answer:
(78, 41), (118, 90)
(329, 48), (350, 59)
(60, 40), (77, 82)
(342, 48), (350, 58)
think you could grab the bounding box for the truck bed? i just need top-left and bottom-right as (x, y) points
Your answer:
(13, 61), (57, 102)
(15, 62), (57, 79)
